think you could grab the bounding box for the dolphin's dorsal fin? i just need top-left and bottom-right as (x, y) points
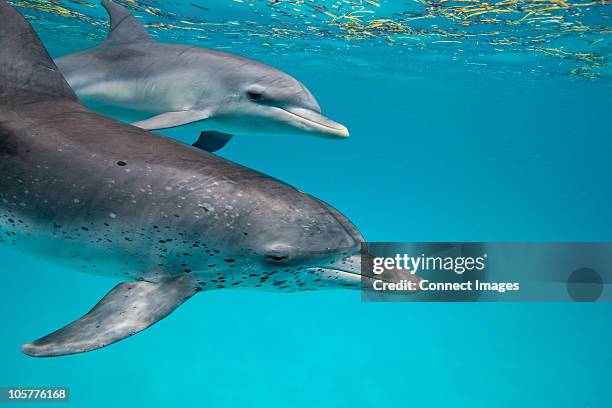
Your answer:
(22, 277), (199, 357)
(0, 1), (77, 105)
(102, 0), (154, 45)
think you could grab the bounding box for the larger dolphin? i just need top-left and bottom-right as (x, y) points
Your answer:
(54, 0), (349, 149)
(0, 1), (383, 357)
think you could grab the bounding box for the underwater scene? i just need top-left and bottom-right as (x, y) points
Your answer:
(0, 0), (611, 407)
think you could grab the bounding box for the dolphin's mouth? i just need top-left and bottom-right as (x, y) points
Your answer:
(275, 106), (349, 138)
(305, 253), (362, 287)
(319, 253), (362, 275)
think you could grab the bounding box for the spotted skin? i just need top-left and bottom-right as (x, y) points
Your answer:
(0, 104), (363, 292)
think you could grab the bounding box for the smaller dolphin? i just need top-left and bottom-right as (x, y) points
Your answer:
(55, 1), (349, 151)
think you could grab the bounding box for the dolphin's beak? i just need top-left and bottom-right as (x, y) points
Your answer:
(307, 253), (422, 292)
(280, 107), (349, 138)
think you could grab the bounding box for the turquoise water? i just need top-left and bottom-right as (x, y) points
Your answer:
(2, 0), (612, 406)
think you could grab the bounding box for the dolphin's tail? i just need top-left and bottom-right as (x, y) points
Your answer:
(0, 0), (77, 106)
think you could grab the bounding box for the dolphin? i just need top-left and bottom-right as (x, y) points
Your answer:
(54, 0), (349, 151)
(0, 1), (393, 357)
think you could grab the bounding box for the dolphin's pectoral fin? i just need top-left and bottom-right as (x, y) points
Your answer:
(21, 277), (198, 357)
(131, 110), (211, 130)
(192, 131), (234, 153)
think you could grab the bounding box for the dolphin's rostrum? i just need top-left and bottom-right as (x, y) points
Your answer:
(0, 1), (372, 357)
(55, 0), (350, 148)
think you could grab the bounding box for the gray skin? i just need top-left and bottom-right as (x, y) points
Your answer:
(0, 1), (380, 357)
(54, 0), (349, 140)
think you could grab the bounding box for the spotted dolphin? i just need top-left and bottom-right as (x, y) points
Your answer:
(0, 1), (390, 357)
(54, 0), (349, 151)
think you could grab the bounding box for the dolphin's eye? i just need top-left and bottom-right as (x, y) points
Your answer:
(264, 254), (289, 264)
(246, 89), (264, 101)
